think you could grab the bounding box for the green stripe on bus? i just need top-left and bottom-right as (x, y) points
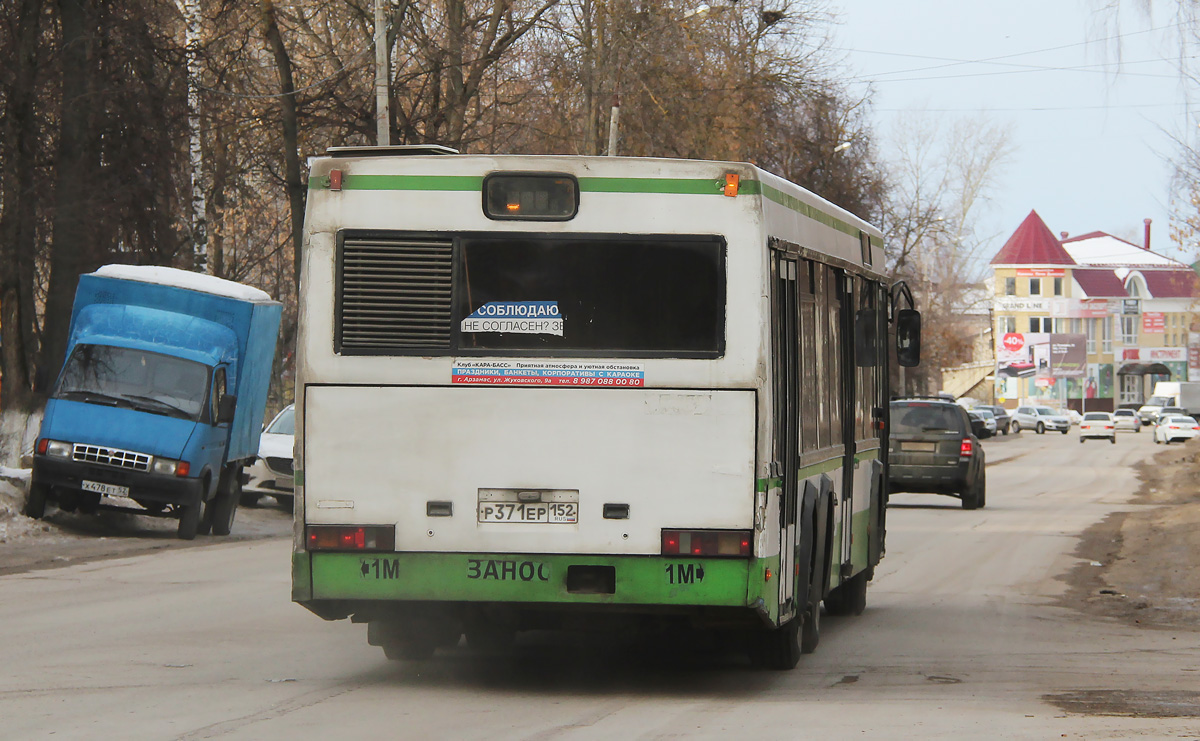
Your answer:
(309, 170), (880, 247)
(308, 552), (753, 607)
(760, 182), (876, 243)
(577, 176), (727, 195)
(309, 174), (484, 191)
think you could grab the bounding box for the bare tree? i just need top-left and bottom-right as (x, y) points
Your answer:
(881, 112), (1014, 393)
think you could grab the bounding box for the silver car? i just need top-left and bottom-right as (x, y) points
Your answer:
(1011, 405), (1071, 434)
(242, 404), (295, 507)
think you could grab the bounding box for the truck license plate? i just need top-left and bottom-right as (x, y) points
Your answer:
(82, 480), (130, 498)
(477, 489), (579, 524)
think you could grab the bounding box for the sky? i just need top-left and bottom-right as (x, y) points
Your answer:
(830, 0), (1193, 264)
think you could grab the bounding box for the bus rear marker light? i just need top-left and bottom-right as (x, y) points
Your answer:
(661, 529), (752, 557)
(306, 525), (395, 552)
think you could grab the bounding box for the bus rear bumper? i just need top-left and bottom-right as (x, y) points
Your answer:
(296, 551), (766, 617)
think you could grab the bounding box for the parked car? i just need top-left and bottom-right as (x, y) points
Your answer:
(1078, 412), (1116, 444)
(242, 404), (295, 507)
(972, 408), (998, 437)
(1153, 414), (1200, 445)
(888, 399), (986, 509)
(1011, 405), (1071, 434)
(966, 410), (991, 439)
(1111, 408), (1141, 432)
(977, 405), (1012, 434)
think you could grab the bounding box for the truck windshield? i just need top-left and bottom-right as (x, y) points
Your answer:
(1147, 396), (1173, 406)
(53, 344), (211, 421)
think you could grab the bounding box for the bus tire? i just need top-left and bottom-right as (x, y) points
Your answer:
(24, 482), (49, 519)
(799, 599), (820, 655)
(824, 570), (868, 617)
(752, 618), (801, 670)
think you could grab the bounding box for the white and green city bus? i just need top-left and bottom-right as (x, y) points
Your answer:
(291, 147), (920, 669)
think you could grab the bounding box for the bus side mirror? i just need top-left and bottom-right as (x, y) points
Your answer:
(896, 309), (921, 367)
(854, 309), (879, 367)
(217, 394), (238, 425)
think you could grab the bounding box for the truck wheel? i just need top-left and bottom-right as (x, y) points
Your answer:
(209, 466), (241, 536)
(177, 500), (201, 540)
(24, 482), (49, 519)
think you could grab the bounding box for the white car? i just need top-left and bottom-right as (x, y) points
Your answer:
(1078, 412), (1115, 444)
(1111, 408), (1141, 432)
(1153, 415), (1200, 445)
(1062, 408), (1084, 426)
(242, 404), (295, 506)
(1011, 405), (1071, 434)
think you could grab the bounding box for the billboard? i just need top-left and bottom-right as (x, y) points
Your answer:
(997, 332), (1087, 379)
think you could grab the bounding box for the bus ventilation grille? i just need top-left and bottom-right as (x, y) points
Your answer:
(338, 235), (453, 353)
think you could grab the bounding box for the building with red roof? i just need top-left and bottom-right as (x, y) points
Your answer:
(989, 211), (1198, 411)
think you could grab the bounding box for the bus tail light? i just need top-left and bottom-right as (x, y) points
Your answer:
(307, 525), (396, 552)
(960, 438), (974, 458)
(661, 529), (752, 557)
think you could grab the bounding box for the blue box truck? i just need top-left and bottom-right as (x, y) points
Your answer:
(26, 265), (282, 539)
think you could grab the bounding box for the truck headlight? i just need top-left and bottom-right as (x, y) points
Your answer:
(152, 458), (180, 475)
(42, 440), (72, 458)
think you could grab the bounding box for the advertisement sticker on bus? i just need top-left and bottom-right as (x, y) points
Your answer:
(460, 301), (564, 336)
(452, 359), (645, 387)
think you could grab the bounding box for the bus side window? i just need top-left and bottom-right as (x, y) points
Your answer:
(799, 260), (818, 452)
(827, 265), (843, 448)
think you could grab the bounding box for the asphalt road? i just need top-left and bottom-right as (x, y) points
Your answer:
(2, 428), (1198, 739)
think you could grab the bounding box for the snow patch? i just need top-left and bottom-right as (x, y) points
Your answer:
(93, 264), (274, 303)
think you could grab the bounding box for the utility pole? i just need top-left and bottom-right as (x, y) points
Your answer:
(374, 0), (390, 145)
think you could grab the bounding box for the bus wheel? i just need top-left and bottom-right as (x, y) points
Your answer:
(24, 482), (49, 519)
(799, 599), (820, 655)
(750, 618), (800, 670)
(824, 570), (868, 617)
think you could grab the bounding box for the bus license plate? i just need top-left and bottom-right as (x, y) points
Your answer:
(477, 501), (578, 524)
(82, 480), (130, 498)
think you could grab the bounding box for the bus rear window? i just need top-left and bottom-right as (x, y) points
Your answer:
(457, 236), (725, 357)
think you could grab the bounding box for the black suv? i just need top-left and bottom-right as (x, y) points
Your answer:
(977, 404), (1011, 434)
(888, 399), (987, 510)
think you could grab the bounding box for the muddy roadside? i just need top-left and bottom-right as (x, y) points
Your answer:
(0, 472), (292, 576)
(1062, 440), (1200, 629)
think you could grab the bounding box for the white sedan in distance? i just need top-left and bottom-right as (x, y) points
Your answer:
(1078, 412), (1115, 444)
(1111, 408), (1141, 432)
(1153, 415), (1200, 445)
(242, 404), (295, 507)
